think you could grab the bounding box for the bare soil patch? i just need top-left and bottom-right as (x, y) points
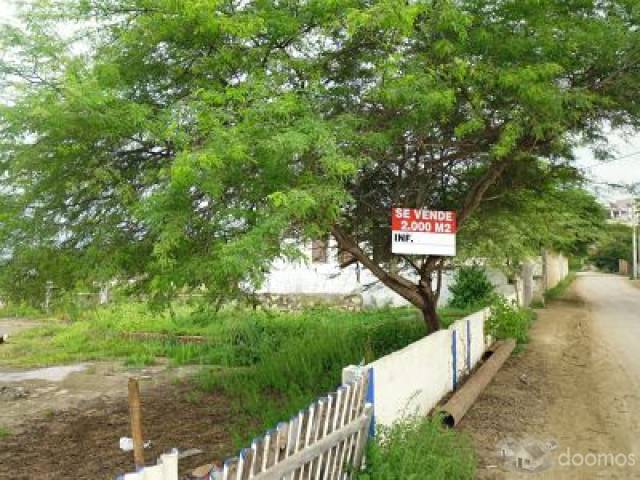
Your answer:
(0, 380), (242, 479)
(0, 360), (199, 433)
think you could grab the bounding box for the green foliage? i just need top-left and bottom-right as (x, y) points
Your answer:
(460, 183), (607, 280)
(0, 302), (46, 319)
(359, 416), (475, 480)
(196, 309), (428, 437)
(589, 223), (633, 273)
(0, 0), (637, 310)
(448, 265), (494, 309)
(0, 426), (11, 438)
(487, 296), (535, 345)
(544, 273), (577, 302)
(569, 257), (584, 272)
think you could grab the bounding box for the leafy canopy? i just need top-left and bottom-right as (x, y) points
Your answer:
(0, 0), (638, 308)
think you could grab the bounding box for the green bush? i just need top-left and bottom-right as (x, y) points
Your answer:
(448, 265), (494, 309)
(487, 296), (534, 345)
(359, 415), (475, 480)
(588, 223), (633, 273)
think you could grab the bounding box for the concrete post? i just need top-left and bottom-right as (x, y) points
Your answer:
(522, 262), (534, 307)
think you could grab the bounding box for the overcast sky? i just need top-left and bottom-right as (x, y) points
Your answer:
(0, 1), (15, 21)
(1, 0), (639, 201)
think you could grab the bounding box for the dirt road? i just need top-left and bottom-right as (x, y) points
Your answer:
(462, 273), (640, 479)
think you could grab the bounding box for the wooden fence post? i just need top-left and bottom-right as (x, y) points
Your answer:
(128, 377), (145, 469)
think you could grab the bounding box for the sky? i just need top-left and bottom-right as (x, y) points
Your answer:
(0, 1), (15, 22)
(574, 133), (640, 201)
(1, 0), (639, 202)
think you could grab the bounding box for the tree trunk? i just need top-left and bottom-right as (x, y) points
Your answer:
(421, 300), (440, 334)
(419, 272), (442, 334)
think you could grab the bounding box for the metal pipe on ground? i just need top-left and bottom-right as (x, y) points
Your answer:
(440, 339), (516, 428)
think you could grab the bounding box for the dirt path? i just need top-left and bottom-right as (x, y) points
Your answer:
(461, 273), (640, 479)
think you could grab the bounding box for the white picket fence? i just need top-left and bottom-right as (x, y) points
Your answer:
(120, 450), (178, 480)
(118, 375), (371, 480)
(219, 372), (372, 480)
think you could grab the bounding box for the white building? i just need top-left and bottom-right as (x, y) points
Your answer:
(258, 238), (521, 308)
(608, 198), (637, 225)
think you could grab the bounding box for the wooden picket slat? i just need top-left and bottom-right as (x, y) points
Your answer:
(335, 384), (355, 479)
(220, 373), (371, 480)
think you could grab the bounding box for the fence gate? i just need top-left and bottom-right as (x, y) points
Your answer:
(221, 374), (372, 480)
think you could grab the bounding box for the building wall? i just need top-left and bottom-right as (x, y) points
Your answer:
(259, 240), (522, 308)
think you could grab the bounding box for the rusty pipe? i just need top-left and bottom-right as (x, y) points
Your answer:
(440, 339), (516, 428)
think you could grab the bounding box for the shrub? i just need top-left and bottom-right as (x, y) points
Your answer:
(359, 415), (475, 480)
(589, 223), (632, 272)
(487, 296), (534, 345)
(448, 265), (494, 309)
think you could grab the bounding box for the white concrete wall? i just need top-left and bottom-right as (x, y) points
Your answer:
(543, 251), (570, 290)
(260, 241), (521, 308)
(343, 308), (490, 429)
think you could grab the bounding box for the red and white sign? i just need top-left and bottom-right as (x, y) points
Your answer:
(391, 208), (457, 256)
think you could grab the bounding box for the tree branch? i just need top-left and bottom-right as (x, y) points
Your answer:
(331, 225), (423, 307)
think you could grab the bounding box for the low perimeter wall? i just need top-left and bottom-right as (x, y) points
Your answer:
(544, 251), (570, 291)
(343, 308), (490, 431)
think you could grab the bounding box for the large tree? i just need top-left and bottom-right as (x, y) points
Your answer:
(0, 0), (638, 329)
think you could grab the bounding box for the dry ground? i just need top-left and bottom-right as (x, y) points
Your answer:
(0, 318), (240, 479)
(461, 273), (640, 479)
(0, 379), (243, 479)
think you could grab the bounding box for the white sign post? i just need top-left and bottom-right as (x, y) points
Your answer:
(391, 208), (457, 256)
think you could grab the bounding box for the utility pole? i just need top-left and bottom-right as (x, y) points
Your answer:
(634, 223), (638, 279)
(634, 203), (639, 280)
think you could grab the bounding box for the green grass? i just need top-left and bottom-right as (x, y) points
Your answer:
(196, 308), (431, 441)
(359, 415), (475, 480)
(0, 300), (475, 450)
(0, 426), (11, 439)
(544, 272), (577, 302)
(0, 302), (49, 319)
(0, 302), (472, 368)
